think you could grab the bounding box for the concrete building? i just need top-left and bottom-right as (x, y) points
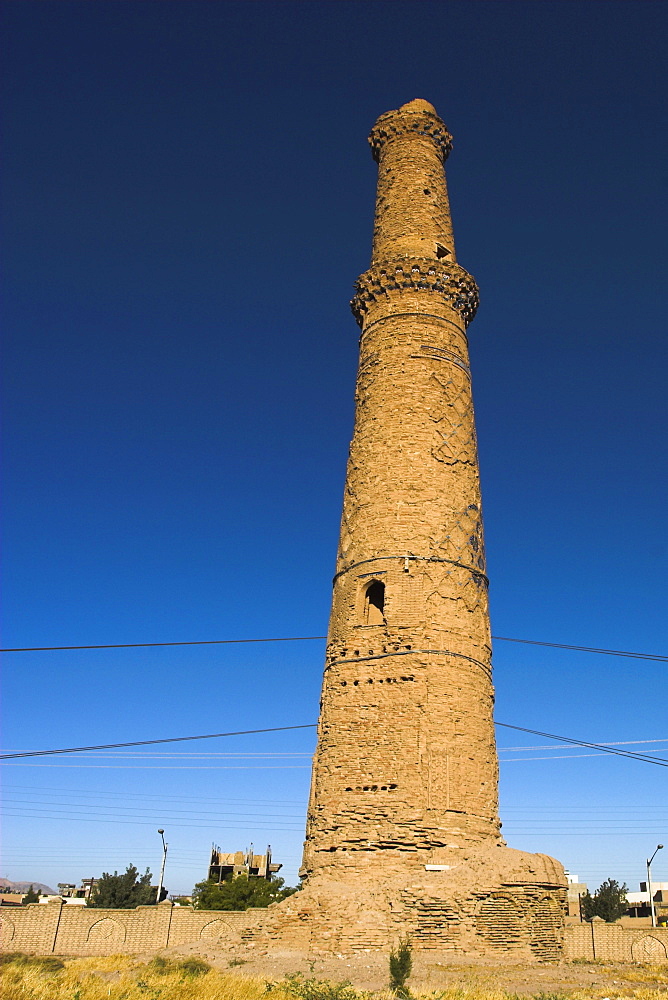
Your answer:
(57, 879), (98, 901)
(0, 893), (24, 907)
(207, 846), (281, 882)
(565, 872), (588, 921)
(627, 882), (668, 924)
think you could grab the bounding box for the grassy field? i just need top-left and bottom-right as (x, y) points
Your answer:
(1, 953), (667, 1000)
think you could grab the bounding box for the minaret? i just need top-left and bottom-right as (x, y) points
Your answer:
(303, 98), (497, 874)
(288, 100), (566, 958)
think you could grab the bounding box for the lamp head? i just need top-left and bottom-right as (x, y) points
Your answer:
(158, 829), (164, 835)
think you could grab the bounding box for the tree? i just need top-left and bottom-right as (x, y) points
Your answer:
(581, 878), (628, 923)
(389, 938), (412, 997)
(192, 875), (297, 911)
(87, 864), (163, 908)
(22, 885), (40, 905)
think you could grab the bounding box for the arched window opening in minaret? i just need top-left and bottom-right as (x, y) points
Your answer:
(364, 580), (385, 625)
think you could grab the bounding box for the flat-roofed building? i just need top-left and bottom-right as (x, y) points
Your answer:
(207, 845), (281, 883)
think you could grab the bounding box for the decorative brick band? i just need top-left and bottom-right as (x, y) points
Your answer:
(369, 109), (453, 162)
(351, 258), (479, 327)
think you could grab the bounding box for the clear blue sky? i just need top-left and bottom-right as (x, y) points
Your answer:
(2, 1), (666, 897)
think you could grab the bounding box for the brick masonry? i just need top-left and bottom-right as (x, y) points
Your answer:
(270, 99), (567, 956)
(0, 900), (263, 955)
(3, 902), (667, 962)
(565, 920), (668, 962)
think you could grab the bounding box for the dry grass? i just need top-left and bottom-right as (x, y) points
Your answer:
(0, 954), (266, 1000)
(605, 992), (668, 1000)
(621, 964), (668, 985)
(1, 955), (668, 1000)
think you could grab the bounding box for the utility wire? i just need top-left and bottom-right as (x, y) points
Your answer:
(0, 635), (325, 653)
(3, 721), (668, 767)
(492, 636), (666, 662)
(495, 723), (668, 766)
(1, 633), (666, 661)
(0, 725), (317, 760)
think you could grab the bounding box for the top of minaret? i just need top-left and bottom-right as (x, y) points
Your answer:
(368, 99), (452, 166)
(363, 97), (461, 274)
(398, 98), (438, 114)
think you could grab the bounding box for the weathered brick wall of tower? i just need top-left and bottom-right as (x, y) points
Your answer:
(270, 100), (567, 958)
(302, 100), (499, 877)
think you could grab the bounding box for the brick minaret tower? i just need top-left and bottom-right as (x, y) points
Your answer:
(302, 99), (497, 872)
(264, 101), (566, 958)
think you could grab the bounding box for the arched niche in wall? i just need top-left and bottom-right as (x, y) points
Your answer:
(86, 917), (126, 944)
(362, 579), (385, 625)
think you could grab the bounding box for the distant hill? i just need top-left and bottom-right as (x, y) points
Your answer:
(0, 878), (57, 895)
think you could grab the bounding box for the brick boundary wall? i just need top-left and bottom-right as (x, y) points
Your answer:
(563, 918), (668, 963)
(2, 902), (667, 961)
(0, 900), (263, 956)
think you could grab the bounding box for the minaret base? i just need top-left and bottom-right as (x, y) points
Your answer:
(241, 844), (566, 960)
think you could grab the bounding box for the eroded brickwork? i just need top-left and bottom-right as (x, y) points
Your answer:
(4, 901), (667, 963)
(303, 100), (496, 878)
(289, 99), (567, 956)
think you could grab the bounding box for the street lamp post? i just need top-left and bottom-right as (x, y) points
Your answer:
(156, 829), (168, 904)
(647, 844), (663, 928)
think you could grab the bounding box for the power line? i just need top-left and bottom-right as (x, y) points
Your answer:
(3, 721), (668, 767)
(1, 633), (666, 661)
(0, 635), (326, 653)
(1, 810), (664, 837)
(6, 780), (665, 808)
(501, 752), (667, 763)
(495, 722), (668, 766)
(2, 805), (666, 838)
(3, 794), (665, 826)
(499, 738), (668, 750)
(0, 724), (317, 760)
(492, 636), (666, 662)
(2, 763), (312, 770)
(0, 809), (303, 832)
(4, 754), (667, 769)
(1, 782), (308, 806)
(4, 797), (305, 820)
